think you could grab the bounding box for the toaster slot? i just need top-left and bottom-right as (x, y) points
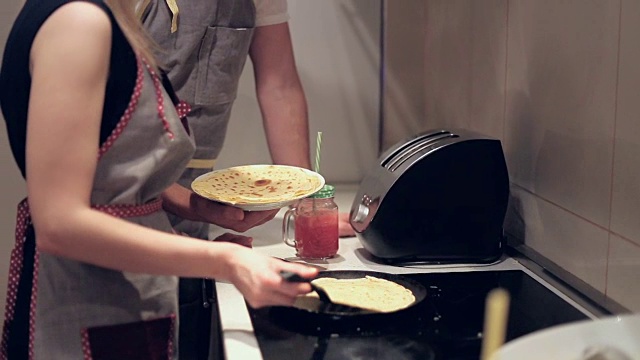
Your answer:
(381, 130), (450, 169)
(383, 132), (458, 172)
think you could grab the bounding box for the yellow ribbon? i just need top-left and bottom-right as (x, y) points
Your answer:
(165, 0), (180, 33)
(136, 0), (179, 33)
(187, 158), (217, 169)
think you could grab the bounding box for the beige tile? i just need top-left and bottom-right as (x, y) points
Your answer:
(607, 235), (640, 311)
(466, 0), (508, 140)
(611, 0), (640, 244)
(383, 0), (427, 151)
(506, 186), (608, 292)
(423, 0), (507, 140)
(504, 0), (619, 227)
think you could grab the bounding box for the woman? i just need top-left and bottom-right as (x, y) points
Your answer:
(0, 0), (316, 358)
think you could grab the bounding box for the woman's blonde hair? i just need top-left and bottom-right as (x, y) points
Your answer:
(104, 0), (159, 70)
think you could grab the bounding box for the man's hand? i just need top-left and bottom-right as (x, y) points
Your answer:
(213, 232), (254, 248)
(162, 183), (278, 233)
(339, 212), (355, 237)
(193, 198), (278, 233)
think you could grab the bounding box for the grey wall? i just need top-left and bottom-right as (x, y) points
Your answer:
(385, 0), (640, 312)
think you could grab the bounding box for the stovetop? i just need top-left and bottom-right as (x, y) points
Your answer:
(246, 270), (591, 360)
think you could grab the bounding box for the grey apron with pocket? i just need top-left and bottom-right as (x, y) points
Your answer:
(142, 0), (256, 239)
(1, 57), (195, 359)
(141, 2), (257, 359)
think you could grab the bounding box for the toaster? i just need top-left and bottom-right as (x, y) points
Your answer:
(349, 129), (510, 264)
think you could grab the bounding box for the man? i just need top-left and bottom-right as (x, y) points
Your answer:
(140, 1), (354, 358)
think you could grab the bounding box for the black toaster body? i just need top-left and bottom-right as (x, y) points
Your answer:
(350, 129), (510, 264)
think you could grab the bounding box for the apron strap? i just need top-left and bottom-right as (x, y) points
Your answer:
(142, 59), (175, 140)
(98, 57), (145, 159)
(93, 198), (163, 218)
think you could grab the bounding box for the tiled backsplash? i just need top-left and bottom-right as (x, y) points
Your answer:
(384, 0), (640, 312)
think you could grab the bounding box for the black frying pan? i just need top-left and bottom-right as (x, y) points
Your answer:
(267, 270), (428, 335)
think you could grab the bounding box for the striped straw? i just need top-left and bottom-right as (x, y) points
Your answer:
(314, 131), (323, 173)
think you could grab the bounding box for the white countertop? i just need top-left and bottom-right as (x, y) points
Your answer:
(209, 184), (597, 360)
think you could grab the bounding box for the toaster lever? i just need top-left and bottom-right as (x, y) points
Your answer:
(352, 194), (372, 223)
(352, 203), (369, 223)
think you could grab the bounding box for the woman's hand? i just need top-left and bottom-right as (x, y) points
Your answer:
(225, 247), (318, 308)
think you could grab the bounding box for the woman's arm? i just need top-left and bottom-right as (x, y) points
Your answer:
(25, 2), (315, 308)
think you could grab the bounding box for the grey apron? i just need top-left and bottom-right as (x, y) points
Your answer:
(1, 58), (195, 359)
(142, 0), (256, 239)
(141, 2), (257, 359)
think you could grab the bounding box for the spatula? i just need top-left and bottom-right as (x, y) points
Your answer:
(279, 271), (369, 314)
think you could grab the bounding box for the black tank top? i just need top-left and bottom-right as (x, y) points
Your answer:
(0, 0), (152, 178)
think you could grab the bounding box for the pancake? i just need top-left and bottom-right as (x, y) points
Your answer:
(191, 165), (324, 206)
(294, 275), (416, 313)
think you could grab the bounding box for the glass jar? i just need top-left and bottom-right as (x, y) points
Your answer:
(283, 185), (339, 259)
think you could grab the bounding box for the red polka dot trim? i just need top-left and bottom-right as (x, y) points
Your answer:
(1, 199), (30, 357)
(176, 100), (191, 135)
(92, 198), (163, 218)
(98, 56), (144, 158)
(176, 100), (191, 120)
(80, 328), (92, 360)
(28, 251), (39, 360)
(143, 60), (175, 140)
(167, 313), (176, 359)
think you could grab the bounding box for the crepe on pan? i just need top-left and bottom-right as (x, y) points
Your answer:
(191, 165), (324, 205)
(294, 276), (416, 313)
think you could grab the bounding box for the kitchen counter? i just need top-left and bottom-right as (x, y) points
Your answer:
(209, 184), (598, 360)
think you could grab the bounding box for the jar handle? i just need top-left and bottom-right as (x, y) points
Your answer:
(282, 207), (297, 248)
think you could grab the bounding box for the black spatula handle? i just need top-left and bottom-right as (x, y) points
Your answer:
(279, 270), (313, 283)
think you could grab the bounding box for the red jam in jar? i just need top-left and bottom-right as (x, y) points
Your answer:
(295, 207), (339, 259)
(283, 185), (339, 259)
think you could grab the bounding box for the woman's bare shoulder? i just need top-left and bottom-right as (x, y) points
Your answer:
(31, 1), (112, 68)
(40, 1), (112, 41)
(30, 1), (112, 83)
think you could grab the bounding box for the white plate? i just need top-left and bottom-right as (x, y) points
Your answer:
(495, 313), (640, 360)
(191, 165), (325, 211)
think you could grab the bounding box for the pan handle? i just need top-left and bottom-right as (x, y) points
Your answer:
(279, 271), (368, 313)
(279, 270), (332, 303)
(279, 270), (313, 283)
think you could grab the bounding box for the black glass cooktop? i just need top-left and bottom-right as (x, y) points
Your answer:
(246, 270), (591, 360)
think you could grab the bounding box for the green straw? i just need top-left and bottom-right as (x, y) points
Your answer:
(313, 131), (322, 212)
(314, 131), (322, 174)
